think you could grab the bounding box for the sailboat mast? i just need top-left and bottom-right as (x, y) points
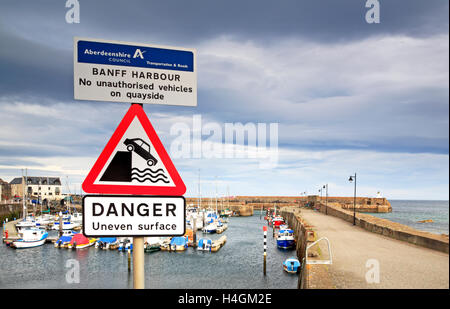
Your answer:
(22, 169), (25, 219)
(25, 168), (28, 217)
(215, 176), (218, 214)
(198, 169), (201, 210)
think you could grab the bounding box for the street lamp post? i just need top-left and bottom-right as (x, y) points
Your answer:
(323, 184), (328, 215)
(348, 174), (357, 225)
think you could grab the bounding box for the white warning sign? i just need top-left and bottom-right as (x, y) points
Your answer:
(74, 37), (197, 107)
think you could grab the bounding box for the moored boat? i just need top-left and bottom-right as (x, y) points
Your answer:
(54, 230), (75, 248)
(118, 237), (133, 252)
(12, 228), (48, 249)
(169, 236), (188, 251)
(202, 222), (217, 234)
(197, 238), (212, 251)
(277, 229), (295, 249)
(272, 216), (284, 228)
(95, 237), (118, 249)
(68, 233), (96, 249)
(283, 257), (301, 274)
(144, 237), (162, 253)
(15, 215), (37, 233)
(52, 220), (79, 230)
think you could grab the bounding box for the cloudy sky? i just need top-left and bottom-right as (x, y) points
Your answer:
(0, 0), (448, 199)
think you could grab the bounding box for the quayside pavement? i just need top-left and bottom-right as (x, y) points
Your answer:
(300, 208), (449, 289)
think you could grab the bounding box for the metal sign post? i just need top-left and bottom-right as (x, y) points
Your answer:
(133, 237), (145, 289)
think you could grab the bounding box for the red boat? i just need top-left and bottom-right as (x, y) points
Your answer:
(272, 216), (284, 227)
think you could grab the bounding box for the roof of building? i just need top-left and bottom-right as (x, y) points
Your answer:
(10, 177), (62, 186)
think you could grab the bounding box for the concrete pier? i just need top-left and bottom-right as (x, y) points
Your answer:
(281, 207), (449, 289)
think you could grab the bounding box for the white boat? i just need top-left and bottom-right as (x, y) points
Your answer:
(35, 214), (55, 227)
(52, 220), (79, 230)
(15, 215), (37, 232)
(12, 228), (48, 249)
(70, 212), (83, 224)
(187, 214), (204, 230)
(202, 222), (217, 233)
(279, 224), (289, 230)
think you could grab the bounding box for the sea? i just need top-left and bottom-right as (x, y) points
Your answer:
(0, 212), (298, 289)
(371, 200), (449, 235)
(1, 201), (447, 289)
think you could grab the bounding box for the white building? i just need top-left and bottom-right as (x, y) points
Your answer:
(10, 176), (62, 201)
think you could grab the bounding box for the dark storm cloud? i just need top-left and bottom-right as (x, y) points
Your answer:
(0, 29), (73, 101)
(0, 0), (447, 102)
(0, 0), (448, 159)
(2, 0), (448, 44)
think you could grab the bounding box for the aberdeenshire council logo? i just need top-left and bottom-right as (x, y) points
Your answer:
(83, 48), (146, 64)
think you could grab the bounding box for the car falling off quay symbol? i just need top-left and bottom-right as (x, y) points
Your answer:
(124, 138), (158, 166)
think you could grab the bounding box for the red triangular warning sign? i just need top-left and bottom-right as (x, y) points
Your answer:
(82, 104), (186, 195)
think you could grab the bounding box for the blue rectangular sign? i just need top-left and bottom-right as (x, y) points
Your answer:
(77, 40), (194, 72)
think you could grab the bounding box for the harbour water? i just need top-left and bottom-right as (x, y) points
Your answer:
(371, 200), (449, 235)
(0, 213), (298, 289)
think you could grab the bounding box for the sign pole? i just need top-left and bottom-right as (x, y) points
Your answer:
(131, 103), (145, 289)
(133, 237), (145, 289)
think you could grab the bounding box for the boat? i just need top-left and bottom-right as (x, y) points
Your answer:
(187, 214), (204, 230)
(15, 215), (37, 232)
(277, 229), (295, 249)
(169, 236), (188, 251)
(67, 233), (96, 249)
(118, 237), (133, 252)
(216, 221), (228, 234)
(202, 222), (217, 233)
(279, 224), (289, 230)
(95, 237), (118, 250)
(283, 257), (301, 274)
(160, 237), (172, 251)
(52, 220), (79, 230)
(70, 212), (83, 224)
(197, 238), (212, 251)
(272, 216), (284, 228)
(54, 230), (76, 248)
(144, 237), (162, 253)
(12, 228), (48, 249)
(35, 214), (55, 227)
(220, 217), (229, 223)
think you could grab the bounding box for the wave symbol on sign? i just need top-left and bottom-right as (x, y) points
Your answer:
(131, 168), (169, 183)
